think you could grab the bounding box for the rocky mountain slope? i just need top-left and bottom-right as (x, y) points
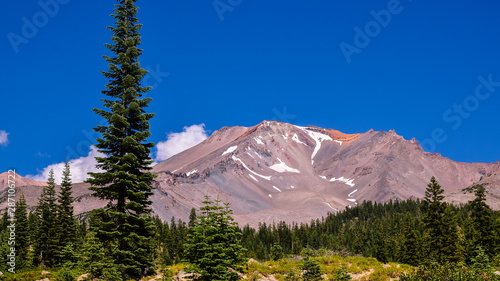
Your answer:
(150, 121), (499, 226)
(0, 172), (48, 190)
(2, 121), (499, 227)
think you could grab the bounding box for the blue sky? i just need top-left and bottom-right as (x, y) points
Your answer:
(2, 0), (500, 182)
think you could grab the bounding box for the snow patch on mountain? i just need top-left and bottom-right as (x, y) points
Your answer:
(296, 126), (332, 164)
(273, 186), (282, 192)
(330, 176), (355, 187)
(248, 174), (258, 182)
(232, 155), (271, 180)
(269, 158), (300, 173)
(326, 203), (337, 211)
(186, 169), (197, 177)
(347, 198), (356, 202)
(292, 133), (306, 145)
(254, 137), (264, 145)
(348, 189), (358, 197)
(334, 140), (343, 146)
(222, 145), (237, 156)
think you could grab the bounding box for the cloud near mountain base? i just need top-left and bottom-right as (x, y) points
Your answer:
(154, 124), (208, 162)
(27, 146), (104, 185)
(26, 124), (209, 183)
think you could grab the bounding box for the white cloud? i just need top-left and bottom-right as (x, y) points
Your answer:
(27, 146), (105, 184)
(155, 124), (208, 162)
(0, 130), (9, 146)
(26, 124), (208, 183)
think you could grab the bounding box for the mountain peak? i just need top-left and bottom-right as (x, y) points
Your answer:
(149, 121), (499, 226)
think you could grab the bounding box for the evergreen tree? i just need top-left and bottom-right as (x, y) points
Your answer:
(189, 207), (197, 228)
(470, 246), (493, 274)
(300, 257), (323, 281)
(184, 195), (246, 281)
(401, 213), (419, 266)
(469, 185), (496, 258)
(374, 230), (388, 263)
(270, 243), (284, 261)
(439, 204), (463, 264)
(86, 0), (156, 278)
(0, 230), (10, 273)
(14, 193), (30, 269)
(60, 243), (79, 269)
(333, 266), (352, 281)
(34, 169), (59, 267)
(422, 176), (446, 262)
(28, 210), (40, 267)
(57, 161), (76, 265)
(79, 232), (121, 281)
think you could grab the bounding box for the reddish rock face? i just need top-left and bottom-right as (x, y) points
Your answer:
(3, 121), (499, 227)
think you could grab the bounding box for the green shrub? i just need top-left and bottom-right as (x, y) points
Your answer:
(54, 267), (75, 281)
(301, 257), (323, 281)
(4, 269), (52, 281)
(271, 244), (284, 261)
(333, 266), (351, 280)
(399, 264), (500, 281)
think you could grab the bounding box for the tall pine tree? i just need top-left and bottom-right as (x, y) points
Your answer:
(34, 169), (59, 267)
(422, 176), (463, 264)
(422, 176), (446, 263)
(86, 0), (156, 279)
(57, 161), (76, 265)
(14, 193), (30, 269)
(469, 185), (496, 258)
(401, 213), (420, 266)
(439, 204), (464, 264)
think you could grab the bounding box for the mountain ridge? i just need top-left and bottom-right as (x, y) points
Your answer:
(2, 121), (499, 227)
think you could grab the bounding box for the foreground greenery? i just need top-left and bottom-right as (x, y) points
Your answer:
(2, 253), (498, 280)
(1, 176), (499, 280)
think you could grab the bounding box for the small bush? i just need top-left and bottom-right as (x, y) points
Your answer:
(399, 264), (500, 281)
(54, 267), (75, 281)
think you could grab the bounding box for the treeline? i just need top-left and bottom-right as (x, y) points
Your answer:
(1, 173), (499, 278)
(153, 177), (500, 269)
(0, 164), (88, 274)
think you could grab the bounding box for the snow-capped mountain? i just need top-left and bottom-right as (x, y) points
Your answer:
(150, 121), (500, 226)
(2, 121), (499, 227)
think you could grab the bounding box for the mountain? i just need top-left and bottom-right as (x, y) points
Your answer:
(0, 172), (106, 214)
(150, 121), (500, 226)
(2, 121), (499, 227)
(446, 171), (500, 209)
(0, 172), (48, 190)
